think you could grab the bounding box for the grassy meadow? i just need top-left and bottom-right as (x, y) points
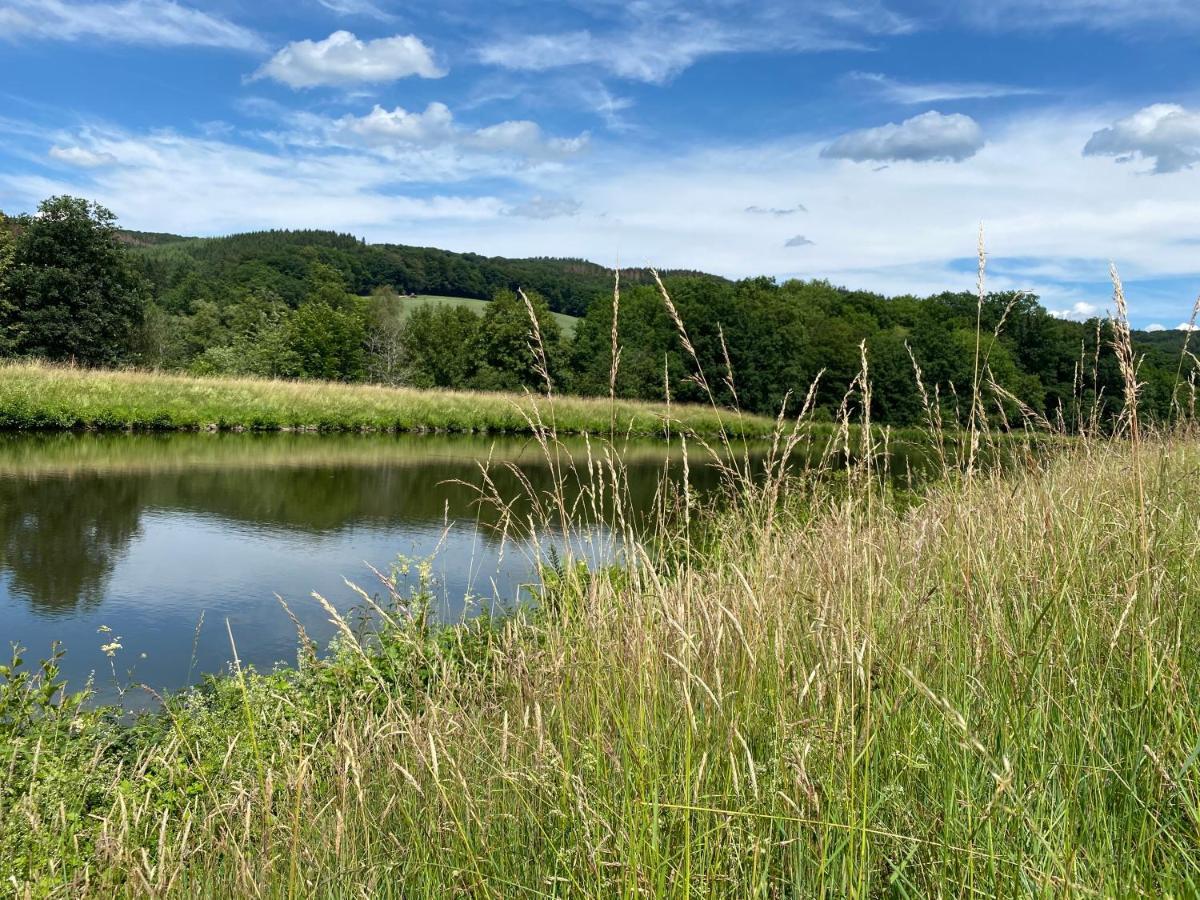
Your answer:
(0, 361), (764, 436)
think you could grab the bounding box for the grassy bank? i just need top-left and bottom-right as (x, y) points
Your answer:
(4, 426), (1199, 895)
(0, 362), (768, 436)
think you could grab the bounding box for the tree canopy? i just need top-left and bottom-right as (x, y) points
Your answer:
(0, 197), (147, 365)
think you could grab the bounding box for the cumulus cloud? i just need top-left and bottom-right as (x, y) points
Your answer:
(845, 71), (1041, 104)
(253, 30), (444, 88)
(326, 103), (588, 160)
(504, 196), (582, 219)
(1145, 323), (1167, 331)
(1083, 104), (1200, 174)
(1048, 301), (1101, 321)
(1178, 322), (1200, 331)
(784, 235), (815, 247)
(822, 111), (985, 164)
(0, 0), (263, 51)
(470, 121), (588, 156)
(49, 145), (119, 167)
(339, 103), (457, 146)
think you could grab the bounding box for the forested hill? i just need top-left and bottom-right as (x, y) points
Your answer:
(4, 197), (1195, 430)
(124, 228), (723, 318)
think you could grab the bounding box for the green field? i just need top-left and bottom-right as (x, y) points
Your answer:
(400, 293), (580, 335)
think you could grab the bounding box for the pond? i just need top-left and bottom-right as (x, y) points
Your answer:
(0, 432), (724, 704)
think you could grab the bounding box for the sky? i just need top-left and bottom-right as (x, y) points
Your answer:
(2, 0), (1200, 328)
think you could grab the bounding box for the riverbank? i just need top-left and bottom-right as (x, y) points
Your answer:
(0, 361), (772, 436)
(4, 430), (1197, 895)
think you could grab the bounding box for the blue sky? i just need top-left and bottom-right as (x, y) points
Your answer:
(3, 0), (1200, 327)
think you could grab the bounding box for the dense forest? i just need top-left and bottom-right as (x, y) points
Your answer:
(1, 195), (1193, 428)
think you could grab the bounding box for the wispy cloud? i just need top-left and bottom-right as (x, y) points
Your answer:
(314, 0), (395, 21)
(252, 30), (444, 89)
(822, 111), (985, 163)
(48, 145), (118, 167)
(2, 125), (507, 234)
(504, 195), (582, 219)
(477, 0), (913, 84)
(957, 0), (1200, 30)
(845, 72), (1042, 104)
(0, 0), (264, 51)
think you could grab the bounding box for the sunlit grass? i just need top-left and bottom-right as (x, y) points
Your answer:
(4, 428), (1199, 896)
(0, 361), (766, 437)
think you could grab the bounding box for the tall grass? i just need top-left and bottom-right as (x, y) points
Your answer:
(4, 258), (1200, 896)
(0, 361), (769, 437)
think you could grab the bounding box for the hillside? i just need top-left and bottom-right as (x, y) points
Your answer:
(126, 228), (722, 318)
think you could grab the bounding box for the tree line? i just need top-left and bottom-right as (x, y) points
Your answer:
(1, 195), (1191, 428)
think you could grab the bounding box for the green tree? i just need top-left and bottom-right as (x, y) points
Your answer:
(364, 287), (406, 384)
(0, 196), (147, 365)
(399, 304), (479, 388)
(0, 212), (15, 277)
(474, 289), (562, 392)
(281, 299), (366, 381)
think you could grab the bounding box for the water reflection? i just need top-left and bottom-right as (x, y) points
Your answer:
(0, 433), (713, 700)
(0, 473), (143, 614)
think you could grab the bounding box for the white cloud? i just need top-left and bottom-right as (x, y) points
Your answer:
(504, 196), (582, 219)
(822, 111), (985, 163)
(0, 0), (263, 50)
(1084, 104), (1200, 174)
(310, 103), (589, 163)
(477, 0), (913, 84)
(1145, 323), (1167, 331)
(469, 120), (588, 156)
(340, 103), (457, 146)
(49, 145), (118, 167)
(3, 128), (505, 235)
(1178, 322), (1200, 331)
(1047, 300), (1101, 321)
(253, 30), (444, 89)
(785, 235), (815, 247)
(845, 72), (1042, 104)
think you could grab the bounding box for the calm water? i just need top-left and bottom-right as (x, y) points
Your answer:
(0, 433), (719, 704)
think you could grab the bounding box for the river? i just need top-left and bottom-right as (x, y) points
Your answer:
(0, 432), (723, 704)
